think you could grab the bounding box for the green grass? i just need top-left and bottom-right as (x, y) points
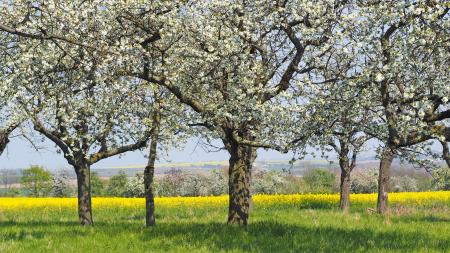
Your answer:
(0, 204), (449, 253)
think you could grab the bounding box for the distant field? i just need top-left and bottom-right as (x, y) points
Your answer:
(0, 192), (449, 252)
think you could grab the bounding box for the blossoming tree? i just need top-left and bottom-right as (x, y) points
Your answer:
(0, 1), (191, 225)
(303, 82), (374, 212)
(0, 0), (360, 225)
(352, 1), (450, 213)
(1, 0), (448, 224)
(0, 32), (24, 155)
(135, 0), (357, 224)
(0, 6), (156, 225)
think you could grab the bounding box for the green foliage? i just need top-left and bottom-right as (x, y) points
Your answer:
(91, 172), (106, 196)
(414, 176), (432, 192)
(106, 171), (128, 197)
(303, 169), (335, 193)
(20, 165), (52, 197)
(0, 187), (20, 197)
(278, 175), (307, 194)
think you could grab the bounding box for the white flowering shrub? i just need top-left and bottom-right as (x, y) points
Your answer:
(351, 169), (379, 194)
(154, 169), (184, 197)
(390, 176), (418, 193)
(207, 170), (228, 196)
(124, 173), (145, 198)
(252, 171), (290, 195)
(51, 170), (73, 197)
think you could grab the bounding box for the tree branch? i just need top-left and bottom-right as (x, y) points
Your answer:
(89, 133), (151, 165)
(139, 74), (205, 113)
(0, 24), (94, 49)
(31, 117), (71, 157)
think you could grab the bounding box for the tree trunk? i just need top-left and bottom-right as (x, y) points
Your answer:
(0, 132), (9, 156)
(377, 148), (394, 214)
(339, 169), (351, 212)
(144, 142), (157, 227)
(75, 163), (93, 225)
(226, 143), (257, 225)
(144, 94), (161, 227)
(441, 141), (450, 168)
(144, 131), (160, 227)
(335, 139), (359, 213)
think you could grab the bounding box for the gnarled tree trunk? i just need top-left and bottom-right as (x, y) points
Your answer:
(0, 130), (10, 156)
(377, 147), (394, 214)
(74, 161), (93, 225)
(226, 142), (257, 225)
(339, 168), (351, 212)
(337, 142), (356, 213)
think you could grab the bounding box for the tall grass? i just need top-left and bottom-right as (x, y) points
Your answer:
(0, 194), (449, 252)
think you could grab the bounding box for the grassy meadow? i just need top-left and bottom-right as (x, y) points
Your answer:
(0, 192), (449, 253)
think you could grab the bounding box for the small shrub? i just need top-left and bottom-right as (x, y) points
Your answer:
(179, 173), (211, 196)
(351, 168), (378, 193)
(155, 169), (184, 196)
(303, 168), (335, 193)
(20, 165), (52, 197)
(124, 173), (145, 197)
(51, 170), (72, 197)
(207, 170), (228, 196)
(279, 174), (307, 194)
(252, 171), (288, 194)
(390, 176), (418, 192)
(91, 172), (106, 196)
(106, 171), (128, 197)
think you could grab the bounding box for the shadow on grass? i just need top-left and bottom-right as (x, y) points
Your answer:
(394, 215), (450, 223)
(0, 220), (448, 252)
(141, 221), (450, 252)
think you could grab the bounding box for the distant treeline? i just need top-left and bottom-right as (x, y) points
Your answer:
(1, 165), (447, 198)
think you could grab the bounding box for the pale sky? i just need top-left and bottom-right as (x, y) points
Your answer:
(3, 131), (445, 171)
(0, 135), (298, 170)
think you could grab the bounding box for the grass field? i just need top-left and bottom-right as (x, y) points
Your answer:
(0, 192), (449, 253)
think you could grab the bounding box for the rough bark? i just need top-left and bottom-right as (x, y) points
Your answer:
(0, 134), (8, 156)
(336, 141), (357, 212)
(144, 106), (161, 227)
(441, 141), (450, 168)
(226, 142), (257, 225)
(74, 162), (93, 226)
(0, 122), (21, 156)
(339, 169), (351, 212)
(377, 147), (395, 214)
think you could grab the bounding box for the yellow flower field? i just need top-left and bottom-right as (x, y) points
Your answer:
(0, 191), (449, 210)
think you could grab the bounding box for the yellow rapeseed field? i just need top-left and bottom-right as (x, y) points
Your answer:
(0, 191), (448, 210)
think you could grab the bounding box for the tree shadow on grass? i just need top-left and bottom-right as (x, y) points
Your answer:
(393, 215), (450, 223)
(0, 220), (448, 252)
(140, 221), (450, 252)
